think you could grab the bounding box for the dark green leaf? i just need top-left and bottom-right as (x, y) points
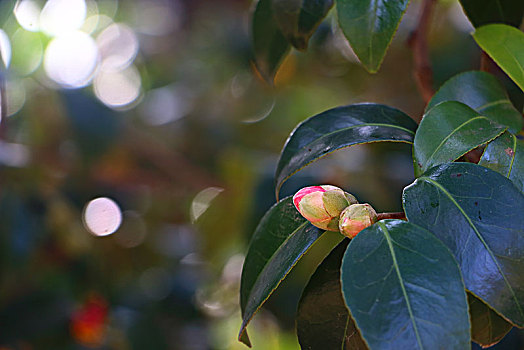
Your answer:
(336, 0), (410, 73)
(468, 292), (513, 347)
(413, 101), (507, 176)
(479, 131), (524, 192)
(403, 162), (524, 327)
(459, 0), (524, 28)
(275, 103), (417, 198)
(252, 0), (291, 83)
(240, 196), (303, 311)
(427, 71), (523, 133)
(473, 24), (524, 92)
(341, 220), (471, 349)
(297, 239), (368, 350)
(272, 0), (334, 50)
(239, 197), (323, 345)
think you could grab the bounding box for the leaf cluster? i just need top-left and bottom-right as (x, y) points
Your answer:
(240, 1), (524, 348)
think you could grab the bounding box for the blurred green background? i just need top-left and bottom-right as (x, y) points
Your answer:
(0, 0), (522, 349)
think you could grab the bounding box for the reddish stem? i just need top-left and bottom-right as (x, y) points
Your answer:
(408, 0), (437, 111)
(377, 212), (407, 221)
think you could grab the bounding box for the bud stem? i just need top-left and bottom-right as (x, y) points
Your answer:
(377, 212), (407, 221)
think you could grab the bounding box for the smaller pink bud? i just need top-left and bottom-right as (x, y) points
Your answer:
(338, 203), (378, 238)
(293, 185), (357, 231)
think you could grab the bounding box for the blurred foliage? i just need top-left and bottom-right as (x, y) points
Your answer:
(0, 0), (522, 349)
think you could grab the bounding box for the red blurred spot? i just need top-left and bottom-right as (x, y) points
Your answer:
(70, 294), (108, 348)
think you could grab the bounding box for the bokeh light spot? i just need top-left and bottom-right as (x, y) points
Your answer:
(70, 294), (108, 347)
(11, 29), (43, 76)
(94, 65), (141, 109)
(40, 0), (87, 36)
(83, 197), (122, 236)
(190, 187), (224, 222)
(0, 30), (11, 68)
(133, 0), (179, 36)
(82, 14), (113, 35)
(0, 141), (30, 167)
(97, 23), (138, 71)
(140, 85), (193, 125)
(14, 0), (42, 32)
(44, 31), (98, 88)
(6, 79), (26, 116)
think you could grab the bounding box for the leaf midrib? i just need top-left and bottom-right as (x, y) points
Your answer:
(419, 176), (524, 321)
(294, 122), (414, 158)
(379, 221), (424, 349)
(424, 116), (490, 169)
(496, 30), (524, 81)
(507, 133), (517, 177)
(368, 0), (378, 66)
(477, 99), (511, 111)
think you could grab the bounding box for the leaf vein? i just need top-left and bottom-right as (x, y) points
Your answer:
(419, 176), (524, 320)
(424, 116), (490, 169)
(379, 221), (424, 349)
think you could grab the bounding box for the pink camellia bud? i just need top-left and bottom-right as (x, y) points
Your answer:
(293, 185), (357, 231)
(338, 203), (378, 238)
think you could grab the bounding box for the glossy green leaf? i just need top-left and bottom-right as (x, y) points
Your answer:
(403, 162), (524, 327)
(275, 103), (417, 198)
(459, 0), (524, 28)
(252, 0), (291, 83)
(336, 0), (410, 72)
(239, 197), (323, 345)
(341, 220), (470, 349)
(426, 71), (523, 133)
(468, 292), (513, 347)
(296, 239), (368, 350)
(473, 24), (524, 92)
(413, 101), (507, 176)
(479, 131), (524, 192)
(272, 0), (333, 50)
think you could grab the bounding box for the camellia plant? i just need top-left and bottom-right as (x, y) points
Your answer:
(239, 0), (524, 349)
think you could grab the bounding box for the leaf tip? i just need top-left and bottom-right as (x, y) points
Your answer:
(238, 327), (252, 347)
(289, 37), (308, 51)
(362, 64), (380, 74)
(250, 60), (276, 86)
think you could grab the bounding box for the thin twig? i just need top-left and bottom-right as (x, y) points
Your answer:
(480, 51), (492, 72)
(408, 0), (437, 109)
(377, 212), (407, 221)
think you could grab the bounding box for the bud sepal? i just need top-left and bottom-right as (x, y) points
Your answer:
(293, 185), (357, 231)
(338, 203), (378, 238)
